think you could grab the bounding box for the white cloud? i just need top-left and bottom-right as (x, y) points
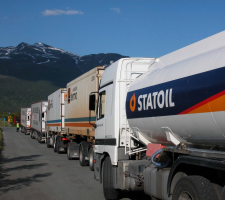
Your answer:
(2, 17), (8, 19)
(110, 8), (120, 14)
(42, 9), (84, 16)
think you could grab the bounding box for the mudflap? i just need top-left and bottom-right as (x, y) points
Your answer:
(94, 153), (106, 183)
(68, 142), (80, 158)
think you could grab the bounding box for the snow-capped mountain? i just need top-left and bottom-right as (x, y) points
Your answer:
(0, 42), (128, 86)
(0, 42), (128, 112)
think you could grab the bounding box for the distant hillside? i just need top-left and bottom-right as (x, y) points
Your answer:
(0, 42), (128, 112)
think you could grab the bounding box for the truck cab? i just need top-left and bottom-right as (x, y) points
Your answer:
(90, 58), (156, 198)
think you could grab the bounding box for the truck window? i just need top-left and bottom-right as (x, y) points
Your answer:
(28, 116), (30, 121)
(97, 91), (106, 120)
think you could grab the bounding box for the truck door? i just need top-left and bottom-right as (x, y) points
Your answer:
(95, 90), (106, 152)
(96, 90), (106, 136)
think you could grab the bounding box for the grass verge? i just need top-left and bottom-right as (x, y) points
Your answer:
(0, 121), (15, 127)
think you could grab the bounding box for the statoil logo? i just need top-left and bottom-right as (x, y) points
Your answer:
(138, 88), (175, 111)
(130, 93), (136, 112)
(129, 88), (175, 112)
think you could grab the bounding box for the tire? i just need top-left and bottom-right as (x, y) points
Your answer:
(67, 144), (72, 160)
(220, 186), (225, 200)
(172, 176), (219, 200)
(38, 134), (42, 143)
(46, 138), (51, 148)
(67, 143), (72, 160)
(53, 137), (57, 152)
(103, 156), (121, 200)
(57, 138), (61, 154)
(212, 183), (222, 199)
(89, 147), (94, 171)
(79, 146), (88, 166)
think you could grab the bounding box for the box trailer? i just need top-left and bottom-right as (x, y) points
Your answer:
(64, 66), (104, 170)
(30, 101), (48, 143)
(20, 107), (31, 135)
(46, 88), (67, 151)
(90, 31), (225, 200)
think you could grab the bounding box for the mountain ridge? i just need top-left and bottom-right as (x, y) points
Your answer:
(0, 42), (128, 112)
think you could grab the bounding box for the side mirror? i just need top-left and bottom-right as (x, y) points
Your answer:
(89, 94), (96, 111)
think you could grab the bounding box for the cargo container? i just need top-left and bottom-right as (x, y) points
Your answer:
(46, 88), (67, 152)
(20, 107), (31, 135)
(90, 31), (225, 200)
(30, 101), (48, 142)
(65, 66), (104, 170)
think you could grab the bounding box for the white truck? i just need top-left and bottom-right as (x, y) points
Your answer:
(30, 101), (48, 143)
(20, 107), (31, 135)
(65, 66), (104, 170)
(90, 31), (225, 200)
(46, 88), (67, 152)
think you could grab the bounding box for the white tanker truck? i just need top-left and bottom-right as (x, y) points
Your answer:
(89, 31), (225, 200)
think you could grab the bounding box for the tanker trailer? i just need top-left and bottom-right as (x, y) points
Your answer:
(90, 31), (225, 200)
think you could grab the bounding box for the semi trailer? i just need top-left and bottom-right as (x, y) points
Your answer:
(30, 101), (48, 142)
(20, 107), (31, 135)
(46, 88), (67, 152)
(65, 66), (104, 170)
(90, 31), (225, 200)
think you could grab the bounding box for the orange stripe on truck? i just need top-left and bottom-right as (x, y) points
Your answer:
(47, 123), (61, 126)
(65, 122), (94, 128)
(179, 90), (225, 115)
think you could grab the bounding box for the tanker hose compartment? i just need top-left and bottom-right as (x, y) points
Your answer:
(151, 147), (173, 168)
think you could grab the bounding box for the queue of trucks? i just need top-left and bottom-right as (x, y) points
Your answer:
(20, 31), (225, 200)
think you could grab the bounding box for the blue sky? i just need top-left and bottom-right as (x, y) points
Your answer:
(1, 0), (225, 58)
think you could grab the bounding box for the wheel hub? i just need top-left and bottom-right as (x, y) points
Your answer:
(178, 192), (193, 200)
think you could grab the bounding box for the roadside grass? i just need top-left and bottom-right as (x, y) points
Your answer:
(0, 120), (15, 127)
(0, 128), (2, 150)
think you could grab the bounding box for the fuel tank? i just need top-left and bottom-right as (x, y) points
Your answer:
(126, 31), (225, 148)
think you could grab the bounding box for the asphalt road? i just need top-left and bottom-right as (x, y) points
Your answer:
(0, 127), (150, 200)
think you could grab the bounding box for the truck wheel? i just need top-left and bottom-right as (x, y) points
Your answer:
(79, 146), (88, 166)
(67, 143), (72, 160)
(89, 147), (94, 171)
(46, 138), (51, 148)
(212, 183), (222, 199)
(220, 186), (225, 200)
(172, 176), (219, 200)
(53, 138), (57, 152)
(103, 156), (121, 200)
(57, 139), (61, 154)
(38, 135), (42, 143)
